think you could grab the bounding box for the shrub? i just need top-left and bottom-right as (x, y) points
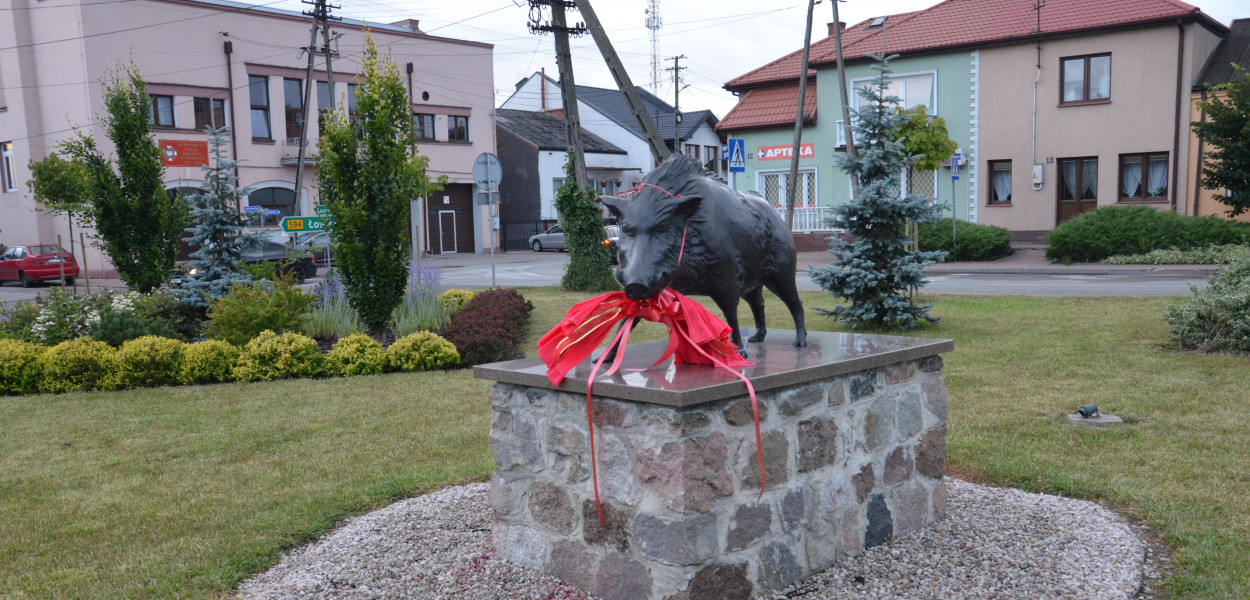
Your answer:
(233, 330), (324, 382)
(1164, 254), (1250, 352)
(39, 338), (119, 393)
(1046, 206), (1250, 262)
(305, 270), (361, 342)
(1103, 244), (1250, 265)
(387, 331), (460, 372)
(440, 289), (475, 316)
(181, 340), (240, 385)
(27, 288), (111, 345)
(89, 292), (182, 347)
(0, 339), (46, 395)
(918, 218), (1012, 262)
(117, 336), (186, 388)
(204, 280), (313, 346)
(239, 260), (276, 281)
(0, 301), (41, 342)
(326, 333), (388, 376)
(441, 288), (534, 366)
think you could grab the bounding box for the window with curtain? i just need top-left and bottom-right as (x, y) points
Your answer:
(852, 72), (937, 113)
(249, 75), (271, 140)
(316, 81), (332, 129)
(988, 160), (1012, 204)
(193, 98), (226, 130)
(1061, 54), (1111, 104)
(283, 78), (304, 140)
(1058, 158), (1097, 202)
(413, 113), (435, 140)
(1120, 152), (1168, 200)
(150, 95), (175, 127)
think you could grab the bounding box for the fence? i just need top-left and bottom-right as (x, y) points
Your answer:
(774, 206), (838, 232)
(500, 220), (553, 251)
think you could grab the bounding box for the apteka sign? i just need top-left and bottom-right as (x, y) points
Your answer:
(756, 143), (815, 161)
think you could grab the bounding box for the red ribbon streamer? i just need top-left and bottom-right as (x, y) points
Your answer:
(538, 289), (765, 525)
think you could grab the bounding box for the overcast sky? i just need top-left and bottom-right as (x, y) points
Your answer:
(264, 0), (1248, 118)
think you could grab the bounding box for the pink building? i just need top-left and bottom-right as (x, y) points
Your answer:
(0, 0), (496, 274)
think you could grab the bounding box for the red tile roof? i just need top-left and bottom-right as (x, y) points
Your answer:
(725, 0), (1225, 91)
(716, 83), (817, 132)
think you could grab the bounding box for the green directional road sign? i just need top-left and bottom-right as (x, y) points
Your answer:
(315, 205), (330, 217)
(280, 216), (327, 232)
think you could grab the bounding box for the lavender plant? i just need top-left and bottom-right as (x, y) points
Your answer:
(392, 262), (447, 338)
(304, 269), (361, 342)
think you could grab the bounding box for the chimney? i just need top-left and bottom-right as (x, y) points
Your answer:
(827, 21), (846, 36)
(390, 19), (422, 33)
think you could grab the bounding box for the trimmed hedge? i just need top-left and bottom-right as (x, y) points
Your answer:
(327, 333), (388, 377)
(233, 331), (325, 382)
(181, 340), (240, 385)
(39, 338), (119, 393)
(442, 288), (534, 366)
(1046, 206), (1250, 263)
(117, 336), (186, 389)
(918, 218), (1012, 262)
(0, 340), (46, 395)
(387, 332), (460, 372)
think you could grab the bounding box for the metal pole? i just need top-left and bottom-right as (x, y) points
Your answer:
(57, 234), (66, 289)
(952, 176), (957, 253)
(490, 197), (496, 288)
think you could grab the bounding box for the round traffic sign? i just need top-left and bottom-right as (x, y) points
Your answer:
(472, 152), (502, 193)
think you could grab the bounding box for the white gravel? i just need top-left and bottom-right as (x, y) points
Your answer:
(238, 478), (1146, 600)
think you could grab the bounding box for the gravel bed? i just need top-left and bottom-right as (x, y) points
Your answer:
(238, 478), (1146, 600)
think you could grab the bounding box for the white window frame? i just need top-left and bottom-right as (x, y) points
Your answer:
(849, 69), (939, 115)
(1, 142), (16, 192)
(756, 168), (818, 207)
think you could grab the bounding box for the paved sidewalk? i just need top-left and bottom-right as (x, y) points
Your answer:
(796, 245), (1222, 277)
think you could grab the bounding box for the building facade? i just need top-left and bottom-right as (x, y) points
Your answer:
(1185, 18), (1250, 222)
(0, 0), (496, 272)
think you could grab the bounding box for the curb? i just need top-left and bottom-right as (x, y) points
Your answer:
(923, 266), (1219, 277)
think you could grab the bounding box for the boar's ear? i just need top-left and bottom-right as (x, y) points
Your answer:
(599, 195), (626, 220)
(674, 195), (702, 220)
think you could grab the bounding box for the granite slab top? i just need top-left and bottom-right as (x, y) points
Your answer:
(474, 330), (954, 408)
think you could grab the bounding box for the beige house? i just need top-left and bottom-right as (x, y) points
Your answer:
(1185, 18), (1250, 223)
(0, 0), (495, 273)
(977, 2), (1225, 238)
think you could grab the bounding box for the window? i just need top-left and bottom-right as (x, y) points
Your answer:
(1, 141), (16, 192)
(836, 121), (846, 148)
(758, 170), (816, 207)
(283, 78), (304, 140)
(193, 98), (226, 130)
(1119, 152), (1168, 200)
(449, 115), (469, 142)
(249, 75), (271, 140)
(987, 160), (1012, 204)
(315, 81), (333, 130)
(347, 83), (360, 122)
(150, 95), (175, 127)
(247, 187), (296, 226)
(1061, 54), (1111, 104)
(412, 113), (435, 140)
(853, 72), (935, 113)
(1058, 158), (1098, 202)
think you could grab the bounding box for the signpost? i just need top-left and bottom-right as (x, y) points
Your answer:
(472, 152), (503, 287)
(950, 151), (962, 252)
(279, 216), (326, 232)
(727, 137), (745, 190)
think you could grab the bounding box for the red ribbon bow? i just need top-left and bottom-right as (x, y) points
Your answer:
(538, 289), (765, 525)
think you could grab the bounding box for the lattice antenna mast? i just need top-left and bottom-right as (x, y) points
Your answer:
(645, 0), (661, 93)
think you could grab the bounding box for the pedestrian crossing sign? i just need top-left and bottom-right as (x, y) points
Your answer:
(728, 138), (746, 173)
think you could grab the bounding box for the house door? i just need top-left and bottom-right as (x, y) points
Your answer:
(438, 211), (457, 254)
(1056, 158), (1098, 225)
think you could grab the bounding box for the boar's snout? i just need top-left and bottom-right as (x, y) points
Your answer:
(623, 283), (651, 301)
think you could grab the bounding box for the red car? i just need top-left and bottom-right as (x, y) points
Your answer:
(0, 244), (79, 287)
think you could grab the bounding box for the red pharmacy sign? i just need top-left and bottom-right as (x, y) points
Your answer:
(756, 143), (815, 161)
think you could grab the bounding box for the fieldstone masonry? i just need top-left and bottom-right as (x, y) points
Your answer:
(478, 332), (951, 600)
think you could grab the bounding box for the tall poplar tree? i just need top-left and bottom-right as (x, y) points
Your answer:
(316, 33), (445, 333)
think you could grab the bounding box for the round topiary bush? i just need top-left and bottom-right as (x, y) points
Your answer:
(1046, 206), (1250, 263)
(117, 336), (186, 388)
(327, 333), (388, 376)
(39, 338), (120, 393)
(387, 331), (460, 372)
(233, 330), (325, 382)
(918, 218), (1012, 262)
(0, 339), (47, 395)
(441, 288), (534, 366)
(181, 340), (241, 385)
(439, 289), (475, 317)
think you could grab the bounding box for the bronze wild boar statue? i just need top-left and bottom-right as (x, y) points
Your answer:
(600, 153), (807, 354)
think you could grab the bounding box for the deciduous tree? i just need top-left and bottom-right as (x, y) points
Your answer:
(1193, 66), (1250, 216)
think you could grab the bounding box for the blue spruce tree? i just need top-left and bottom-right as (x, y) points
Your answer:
(809, 54), (947, 329)
(173, 127), (258, 309)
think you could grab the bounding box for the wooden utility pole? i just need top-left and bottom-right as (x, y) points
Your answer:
(666, 55), (686, 153)
(530, 1), (589, 188)
(831, 0), (858, 191)
(293, 0), (338, 212)
(573, 0), (669, 163)
(321, 12), (338, 114)
(785, 0), (816, 231)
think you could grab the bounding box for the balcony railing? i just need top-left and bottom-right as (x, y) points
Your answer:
(281, 137), (316, 165)
(773, 206), (837, 232)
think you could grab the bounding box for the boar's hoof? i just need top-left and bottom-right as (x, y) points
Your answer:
(737, 347), (750, 359)
(793, 333), (808, 348)
(748, 330), (766, 343)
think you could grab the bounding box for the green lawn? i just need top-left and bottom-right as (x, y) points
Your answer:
(2, 290), (1248, 598)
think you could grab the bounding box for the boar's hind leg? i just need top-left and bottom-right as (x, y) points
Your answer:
(711, 293), (749, 358)
(745, 286), (768, 343)
(764, 274), (808, 347)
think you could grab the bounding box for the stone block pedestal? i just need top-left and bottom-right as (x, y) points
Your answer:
(475, 330), (953, 600)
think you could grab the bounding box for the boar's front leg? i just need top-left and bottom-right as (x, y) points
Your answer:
(744, 286), (768, 343)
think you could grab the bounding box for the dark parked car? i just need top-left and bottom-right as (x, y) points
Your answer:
(529, 224), (565, 252)
(0, 243), (79, 287)
(241, 241), (318, 283)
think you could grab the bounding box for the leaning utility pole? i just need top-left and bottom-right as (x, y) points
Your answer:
(529, 1), (589, 188)
(785, 0), (817, 231)
(292, 0), (338, 213)
(574, 0), (669, 164)
(831, 0), (858, 191)
(666, 55), (686, 153)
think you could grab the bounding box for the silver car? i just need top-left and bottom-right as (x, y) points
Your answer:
(529, 224), (565, 252)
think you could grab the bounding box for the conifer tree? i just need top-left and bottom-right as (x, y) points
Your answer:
(809, 55), (946, 329)
(173, 127), (257, 309)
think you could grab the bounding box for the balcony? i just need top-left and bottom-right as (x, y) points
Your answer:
(773, 206), (837, 232)
(281, 137), (316, 166)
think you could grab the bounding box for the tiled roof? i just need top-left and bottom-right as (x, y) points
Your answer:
(716, 83), (817, 132)
(494, 109), (627, 154)
(1195, 18), (1250, 87)
(726, 0), (1225, 91)
(575, 84), (718, 143)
